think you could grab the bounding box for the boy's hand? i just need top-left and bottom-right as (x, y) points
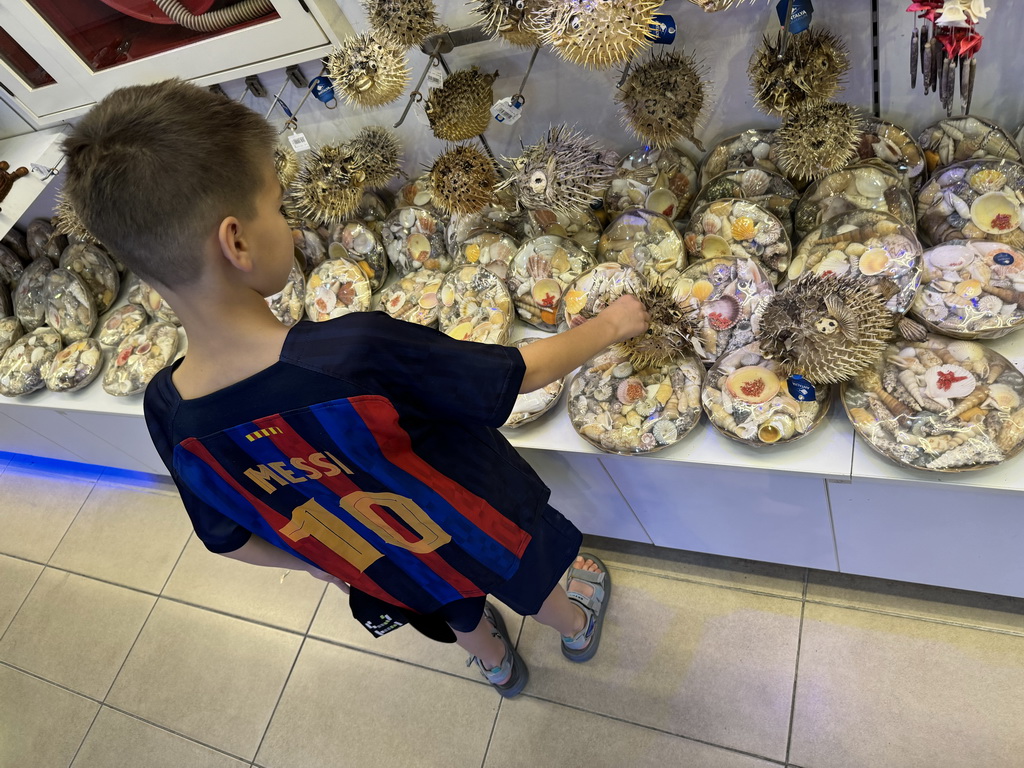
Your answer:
(599, 295), (651, 343)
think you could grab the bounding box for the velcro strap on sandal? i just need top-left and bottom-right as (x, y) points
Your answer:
(567, 567), (606, 586)
(566, 586), (604, 617)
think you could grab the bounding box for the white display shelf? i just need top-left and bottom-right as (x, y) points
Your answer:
(0, 126), (69, 236)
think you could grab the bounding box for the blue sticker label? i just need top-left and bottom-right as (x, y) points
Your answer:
(776, 0), (813, 34)
(994, 252), (1016, 265)
(309, 76), (335, 104)
(787, 374), (817, 402)
(650, 14), (677, 45)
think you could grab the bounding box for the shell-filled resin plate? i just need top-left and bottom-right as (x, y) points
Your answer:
(684, 199), (791, 284)
(0, 327), (62, 396)
(102, 322), (179, 396)
(305, 260), (371, 322)
(560, 263), (642, 330)
(604, 145), (698, 222)
(915, 159), (1024, 247)
(379, 268), (444, 327)
(59, 243), (120, 314)
(503, 337), (565, 428)
(437, 264), (514, 344)
(45, 268), (96, 344)
(698, 129), (782, 190)
(508, 235), (595, 332)
(138, 281), (180, 325)
(328, 221), (388, 290)
(266, 259), (305, 327)
(13, 257), (53, 332)
(382, 206), (451, 276)
(691, 168), (798, 240)
(520, 207), (602, 255)
(96, 303), (148, 347)
(45, 338), (104, 393)
(456, 229), (519, 280)
(795, 163), (916, 240)
(856, 117), (926, 194)
(598, 209), (687, 284)
(917, 116), (1021, 175)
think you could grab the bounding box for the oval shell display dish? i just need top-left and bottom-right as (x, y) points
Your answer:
(521, 207), (602, 255)
(455, 229), (519, 280)
(44, 338), (104, 393)
(567, 346), (704, 455)
(503, 337), (565, 428)
(604, 145), (698, 222)
(138, 280), (180, 325)
(702, 342), (832, 447)
(911, 241), (1024, 339)
(698, 129), (782, 190)
(45, 268), (97, 343)
(508, 235), (595, 332)
(0, 327), (62, 397)
(787, 210), (923, 318)
(96, 303), (148, 347)
(446, 204), (522, 255)
(304, 259), (371, 322)
(293, 227), (328, 274)
(26, 218), (60, 263)
(690, 169), (799, 239)
(397, 174), (438, 209)
(354, 190), (390, 228)
(684, 198), (791, 285)
(675, 257), (775, 364)
(855, 117), (927, 194)
(382, 206), (451, 276)
(328, 221), (388, 290)
(266, 259), (305, 327)
(598, 209), (687, 284)
(13, 257), (53, 332)
(0, 244), (24, 289)
(0, 316), (24, 359)
(917, 116), (1021, 175)
(0, 288), (9, 318)
(2, 229), (29, 264)
(915, 159), (1024, 247)
(437, 264), (514, 345)
(102, 322), (179, 397)
(378, 268), (444, 327)
(795, 164), (916, 240)
(59, 243), (120, 314)
(841, 336), (1024, 472)
(561, 263), (642, 329)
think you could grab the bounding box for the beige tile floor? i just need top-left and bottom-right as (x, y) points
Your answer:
(1, 453), (1023, 768)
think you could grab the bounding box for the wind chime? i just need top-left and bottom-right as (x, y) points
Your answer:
(907, 0), (986, 115)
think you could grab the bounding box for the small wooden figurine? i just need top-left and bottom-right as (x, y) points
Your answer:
(0, 161), (29, 213)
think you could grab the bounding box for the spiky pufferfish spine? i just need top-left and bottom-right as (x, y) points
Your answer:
(533, 0), (660, 70)
(362, 0), (439, 48)
(748, 29), (850, 116)
(429, 145), (499, 216)
(775, 101), (864, 182)
(275, 146), (300, 190)
(54, 191), (97, 244)
(425, 68), (497, 142)
(617, 50), (709, 151)
(616, 280), (698, 369)
(328, 34), (410, 108)
(348, 126), (402, 188)
(470, 0), (544, 47)
(294, 144), (365, 227)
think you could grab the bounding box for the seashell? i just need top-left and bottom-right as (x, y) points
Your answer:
(731, 216), (757, 241)
(652, 420), (678, 445)
(755, 216), (783, 246)
(725, 365), (781, 404)
(700, 211), (722, 234)
(854, 169), (889, 197)
(691, 278), (715, 302)
(926, 243), (975, 271)
(702, 295), (741, 330)
(969, 168), (1006, 194)
(758, 415), (796, 443)
(701, 234), (732, 260)
(612, 362), (634, 378)
(740, 169), (770, 196)
(924, 363), (976, 401)
(970, 192), (1021, 235)
(858, 248), (891, 276)
(645, 189), (678, 219)
(985, 383), (1021, 412)
(617, 377), (645, 404)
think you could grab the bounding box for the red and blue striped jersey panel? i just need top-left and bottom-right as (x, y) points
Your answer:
(172, 395), (532, 614)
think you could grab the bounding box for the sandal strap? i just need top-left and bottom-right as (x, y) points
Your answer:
(567, 567), (606, 586)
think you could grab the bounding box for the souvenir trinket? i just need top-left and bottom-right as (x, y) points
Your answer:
(138, 281), (180, 325)
(855, 118), (927, 194)
(917, 116), (1020, 174)
(12, 257), (53, 332)
(305, 260), (371, 322)
(617, 50), (709, 150)
(561, 263), (642, 329)
(363, 0), (439, 48)
(437, 264), (513, 344)
(1, 230), (29, 264)
(355, 191), (391, 230)
(27, 218), (65, 264)
(684, 199), (791, 285)
(531, 0), (659, 70)
(471, 0), (544, 47)
(775, 101), (865, 182)
(795, 164), (916, 240)
(328, 221), (388, 290)
(915, 159), (1024, 247)
(125, 276), (144, 307)
(567, 347), (703, 455)
(425, 68), (498, 142)
(520, 207), (602, 255)
(599, 209), (687, 285)
(102, 322), (179, 397)
(447, 201), (522, 255)
(0, 161), (28, 213)
(328, 34), (410, 108)
(748, 28), (849, 116)
(0, 244), (24, 289)
(907, 3), (985, 115)
(379, 268), (444, 326)
(0, 316), (23, 359)
(294, 144), (365, 226)
(59, 243), (119, 314)
(698, 129), (781, 190)
(45, 338), (103, 393)
(508, 236), (595, 331)
(604, 146), (698, 223)
(503, 337), (564, 427)
(398, 175), (438, 209)
(457, 229), (519, 280)
(0, 327), (61, 397)
(382, 206), (450, 275)
(690, 169), (798, 239)
(347, 126), (402, 188)
(293, 227), (328, 274)
(842, 336), (1024, 472)
(266, 259), (305, 327)
(45, 268), (96, 343)
(54, 190), (97, 244)
(96, 303), (147, 348)
(430, 145), (499, 217)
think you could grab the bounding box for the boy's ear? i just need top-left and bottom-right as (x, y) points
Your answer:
(216, 215), (254, 273)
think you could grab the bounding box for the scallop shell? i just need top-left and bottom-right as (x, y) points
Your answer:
(740, 168), (771, 196)
(379, 268), (444, 327)
(304, 260), (371, 322)
(969, 168), (1007, 194)
(437, 263), (514, 344)
(45, 338), (104, 393)
(96, 303), (148, 347)
(731, 216), (757, 241)
(102, 322), (180, 397)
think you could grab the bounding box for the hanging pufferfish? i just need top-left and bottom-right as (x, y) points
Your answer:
(429, 144), (500, 216)
(361, 0), (441, 48)
(529, 0), (662, 70)
(470, 0), (545, 47)
(327, 33), (411, 108)
(424, 67), (498, 142)
(617, 49), (711, 151)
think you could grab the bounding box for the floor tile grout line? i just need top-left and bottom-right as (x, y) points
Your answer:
(64, 697), (105, 768)
(250, 635), (310, 765)
(0, 658), (105, 705)
(156, 531), (199, 597)
(43, 475), (101, 568)
(801, 598), (1024, 637)
(784, 575), (810, 765)
(479, 696), (504, 768)
(0, 561), (47, 647)
(99, 591), (163, 704)
(601, 563), (808, 602)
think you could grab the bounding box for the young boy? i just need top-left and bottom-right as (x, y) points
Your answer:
(61, 79), (650, 697)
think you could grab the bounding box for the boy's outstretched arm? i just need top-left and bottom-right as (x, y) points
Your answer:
(517, 295), (651, 393)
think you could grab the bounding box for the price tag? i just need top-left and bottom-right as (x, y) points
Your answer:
(491, 96), (524, 125)
(415, 66), (447, 125)
(287, 132), (310, 152)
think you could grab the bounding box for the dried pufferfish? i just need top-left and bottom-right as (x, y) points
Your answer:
(530, 0), (659, 70)
(328, 34), (410, 108)
(470, 0), (544, 47)
(362, 0), (440, 48)
(774, 101), (864, 181)
(617, 279), (697, 370)
(347, 126), (402, 188)
(756, 273), (896, 384)
(274, 145), (300, 190)
(499, 125), (618, 215)
(293, 144), (365, 226)
(617, 50), (709, 151)
(54, 190), (97, 244)
(425, 67), (498, 142)
(748, 29), (849, 116)
(429, 145), (499, 216)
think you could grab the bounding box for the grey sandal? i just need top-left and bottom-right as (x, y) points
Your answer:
(561, 553), (611, 663)
(467, 603), (529, 697)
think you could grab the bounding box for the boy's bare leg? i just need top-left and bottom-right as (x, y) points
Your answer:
(453, 616), (507, 669)
(532, 556), (601, 637)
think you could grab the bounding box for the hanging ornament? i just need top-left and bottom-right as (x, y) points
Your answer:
(499, 125), (618, 215)
(470, 0), (545, 47)
(907, 1), (985, 115)
(347, 126), (402, 188)
(429, 145), (499, 216)
(328, 34), (411, 108)
(617, 279), (697, 370)
(531, 0), (660, 70)
(53, 190), (98, 244)
(424, 67), (498, 142)
(617, 50), (709, 151)
(362, 0), (441, 49)
(274, 145), (300, 190)
(775, 101), (864, 182)
(748, 28), (849, 116)
(293, 144), (365, 226)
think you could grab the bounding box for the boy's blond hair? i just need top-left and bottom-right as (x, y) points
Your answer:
(62, 78), (277, 289)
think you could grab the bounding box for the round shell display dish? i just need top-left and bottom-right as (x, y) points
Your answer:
(103, 322), (179, 397)
(355, 191), (390, 228)
(841, 336), (1024, 472)
(2, 230), (29, 264)
(684, 198), (791, 284)
(561, 263), (643, 329)
(328, 221), (388, 290)
(0, 244), (24, 289)
(508, 236), (595, 331)
(26, 219), (62, 263)
(266, 260), (305, 327)
(0, 316), (24, 358)
(698, 129), (782, 190)
(917, 116), (1021, 175)
(437, 263), (513, 344)
(598, 209), (687, 284)
(96, 303), (148, 347)
(456, 229), (520, 280)
(379, 268), (444, 326)
(13, 257), (53, 332)
(382, 206), (451, 276)
(911, 241), (1024, 339)
(674, 257), (775, 364)
(45, 268), (97, 343)
(604, 145), (698, 222)
(138, 281), (180, 325)
(44, 338), (104, 393)
(503, 337), (565, 427)
(915, 159), (1024, 248)
(59, 243), (120, 314)
(567, 347), (704, 455)
(690, 169), (798, 240)
(446, 204), (522, 255)
(794, 164), (916, 240)
(397, 174), (437, 209)
(787, 210), (923, 317)
(856, 117), (926, 194)
(304, 259), (371, 322)
(293, 227), (328, 274)
(0, 327), (62, 396)
(520, 207), (602, 255)
(702, 342), (832, 446)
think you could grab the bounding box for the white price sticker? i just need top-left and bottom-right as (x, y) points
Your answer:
(491, 96), (524, 125)
(287, 132), (311, 152)
(425, 67), (446, 90)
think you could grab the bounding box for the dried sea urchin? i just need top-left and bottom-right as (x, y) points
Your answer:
(425, 67), (498, 142)
(470, 0), (544, 47)
(430, 145), (498, 216)
(532, 0), (659, 70)
(293, 144), (365, 226)
(328, 34), (410, 108)
(362, 0), (439, 48)
(499, 126), (618, 215)
(756, 273), (895, 384)
(774, 101), (864, 181)
(54, 191), (97, 244)
(347, 126), (402, 188)
(618, 50), (709, 151)
(275, 145), (300, 190)
(617, 280), (696, 370)
(748, 29), (849, 116)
